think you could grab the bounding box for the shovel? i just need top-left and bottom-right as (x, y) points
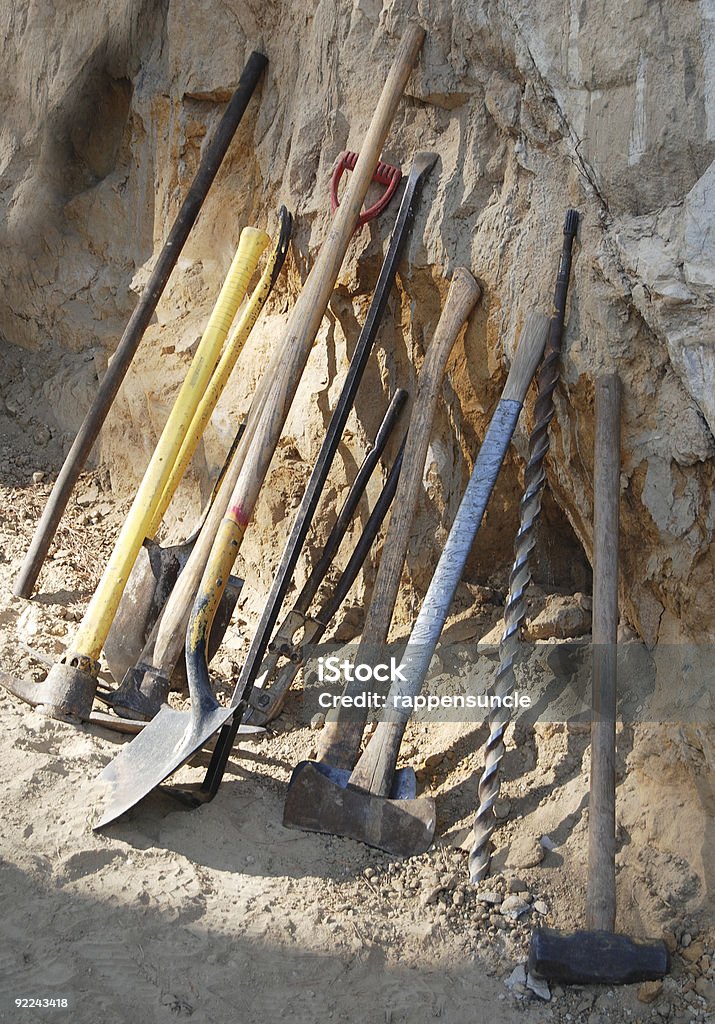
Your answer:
(283, 311), (549, 857)
(14, 52), (268, 599)
(3, 225), (270, 722)
(92, 23), (427, 829)
(98, 208), (292, 709)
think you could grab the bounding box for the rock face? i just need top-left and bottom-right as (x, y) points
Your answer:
(0, 0), (713, 644)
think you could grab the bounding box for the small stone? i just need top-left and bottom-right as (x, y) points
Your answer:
(682, 941), (704, 963)
(681, 933), (693, 948)
(505, 964), (527, 992)
(423, 752), (444, 769)
(32, 471), (45, 484)
(506, 835), (544, 869)
(363, 868), (376, 879)
(695, 977), (715, 1003)
(526, 592), (592, 641)
(500, 894), (530, 919)
(494, 798), (512, 819)
(638, 980), (664, 1004)
(476, 889), (503, 904)
(33, 424), (51, 446)
(507, 877), (528, 893)
(662, 930), (678, 954)
(526, 972), (551, 1001)
(533, 900), (549, 916)
(310, 713), (325, 731)
(452, 891), (464, 907)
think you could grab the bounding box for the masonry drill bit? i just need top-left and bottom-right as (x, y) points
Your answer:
(469, 210), (580, 883)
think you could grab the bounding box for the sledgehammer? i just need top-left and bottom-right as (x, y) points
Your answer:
(528, 374), (669, 986)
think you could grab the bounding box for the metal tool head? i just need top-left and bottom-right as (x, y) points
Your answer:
(282, 760), (435, 857)
(92, 699), (234, 829)
(103, 538), (189, 685)
(1, 658), (97, 721)
(410, 151), (439, 179)
(528, 928), (670, 986)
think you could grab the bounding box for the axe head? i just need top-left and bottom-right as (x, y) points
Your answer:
(282, 760), (436, 857)
(528, 927), (670, 986)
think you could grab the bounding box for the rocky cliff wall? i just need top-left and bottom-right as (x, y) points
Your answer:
(1, 0), (713, 645)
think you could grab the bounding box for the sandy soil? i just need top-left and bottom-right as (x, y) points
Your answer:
(0, 346), (713, 1024)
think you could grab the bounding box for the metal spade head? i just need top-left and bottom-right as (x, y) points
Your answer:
(92, 698), (235, 829)
(282, 760), (436, 857)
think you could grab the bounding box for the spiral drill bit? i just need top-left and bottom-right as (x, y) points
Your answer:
(469, 209), (580, 883)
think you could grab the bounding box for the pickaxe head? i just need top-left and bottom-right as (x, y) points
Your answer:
(282, 760), (436, 857)
(1, 660), (97, 721)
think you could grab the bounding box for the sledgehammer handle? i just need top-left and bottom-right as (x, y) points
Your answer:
(586, 373), (621, 932)
(317, 267), (481, 769)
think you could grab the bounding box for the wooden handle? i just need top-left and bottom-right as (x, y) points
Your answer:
(585, 373), (621, 932)
(502, 311), (550, 402)
(73, 226), (268, 660)
(147, 25), (425, 679)
(317, 267), (481, 769)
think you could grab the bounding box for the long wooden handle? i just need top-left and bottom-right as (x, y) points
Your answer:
(73, 226), (268, 660)
(585, 373), (621, 932)
(148, 24), (426, 679)
(317, 267), (481, 769)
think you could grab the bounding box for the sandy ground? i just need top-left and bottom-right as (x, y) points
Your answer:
(0, 345), (713, 1024)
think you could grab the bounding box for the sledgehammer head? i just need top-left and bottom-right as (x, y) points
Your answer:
(283, 761), (436, 857)
(528, 927), (670, 986)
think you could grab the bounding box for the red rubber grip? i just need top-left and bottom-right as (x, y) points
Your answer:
(330, 150), (402, 230)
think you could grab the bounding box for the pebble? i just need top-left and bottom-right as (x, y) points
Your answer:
(681, 933), (693, 948)
(526, 972), (551, 1001)
(476, 889), (503, 904)
(506, 835), (545, 869)
(663, 930), (678, 953)
(32, 471), (45, 484)
(638, 980), (664, 1004)
(494, 798), (512, 819)
(533, 899), (549, 915)
(505, 964), (527, 992)
(507, 877), (528, 893)
(500, 894), (530, 919)
(695, 977), (715, 1003)
(423, 752), (444, 769)
(310, 713), (325, 731)
(682, 942), (704, 963)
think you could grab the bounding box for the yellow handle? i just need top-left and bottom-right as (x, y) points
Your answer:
(187, 513), (246, 654)
(147, 225), (285, 537)
(73, 226), (269, 659)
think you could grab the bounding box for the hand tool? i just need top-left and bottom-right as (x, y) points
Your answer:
(246, 403), (408, 726)
(3, 226), (269, 722)
(528, 375), (670, 985)
(283, 312), (549, 857)
(14, 52), (268, 599)
(99, 146), (434, 733)
(97, 208), (292, 712)
(317, 267), (481, 772)
(469, 209), (579, 881)
(92, 24), (427, 829)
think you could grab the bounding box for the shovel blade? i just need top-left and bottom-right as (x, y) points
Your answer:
(283, 761), (436, 857)
(92, 702), (233, 829)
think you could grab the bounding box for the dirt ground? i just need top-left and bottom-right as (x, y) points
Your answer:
(0, 342), (713, 1024)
